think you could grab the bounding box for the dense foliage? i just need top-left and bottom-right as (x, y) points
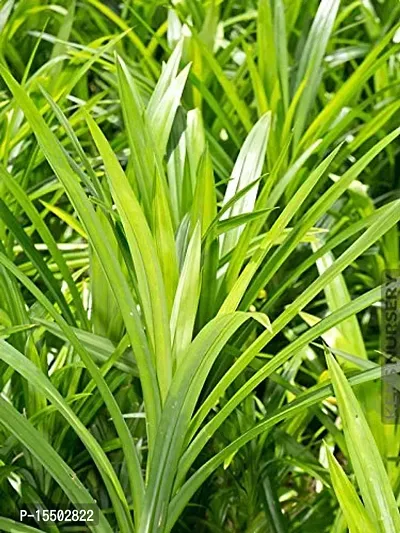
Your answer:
(0, 0), (399, 532)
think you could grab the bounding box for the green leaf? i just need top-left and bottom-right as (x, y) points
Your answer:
(116, 54), (154, 218)
(0, 396), (112, 533)
(257, 0), (276, 102)
(326, 350), (400, 532)
(87, 112), (172, 403)
(240, 128), (400, 309)
(0, 164), (89, 329)
(36, 318), (136, 374)
(0, 518), (44, 533)
(192, 31), (252, 132)
(170, 223), (201, 367)
(147, 62), (191, 158)
(0, 198), (76, 326)
(0, 253), (141, 531)
(312, 243), (367, 362)
(219, 112), (271, 258)
(220, 143), (342, 314)
(90, 208), (124, 343)
(168, 362), (387, 531)
(325, 444), (375, 533)
(141, 312), (262, 533)
(215, 208), (275, 237)
(180, 287), (382, 484)
(301, 25), (400, 148)
(153, 172), (179, 314)
(147, 39), (183, 119)
(190, 144), (217, 237)
(0, 64), (161, 455)
(40, 200), (87, 239)
(293, 0), (340, 144)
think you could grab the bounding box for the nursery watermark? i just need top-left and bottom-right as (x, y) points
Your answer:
(381, 269), (400, 424)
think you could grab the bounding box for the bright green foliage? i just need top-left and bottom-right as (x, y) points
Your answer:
(326, 349), (400, 533)
(0, 1), (399, 532)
